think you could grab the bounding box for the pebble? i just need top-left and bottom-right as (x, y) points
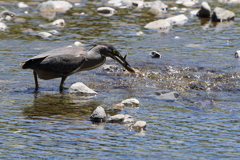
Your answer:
(155, 91), (180, 101)
(97, 7), (116, 14)
(235, 50), (240, 58)
(39, 19), (65, 28)
(18, 2), (29, 8)
(136, 31), (144, 35)
(149, 51), (161, 58)
(121, 98), (140, 107)
(69, 82), (97, 95)
(211, 7), (235, 22)
(90, 106), (107, 122)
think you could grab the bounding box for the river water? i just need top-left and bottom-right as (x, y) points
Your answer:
(0, 0), (240, 159)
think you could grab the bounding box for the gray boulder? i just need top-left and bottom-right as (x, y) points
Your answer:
(90, 106), (107, 122)
(211, 7), (235, 22)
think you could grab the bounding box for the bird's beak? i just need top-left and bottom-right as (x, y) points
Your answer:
(110, 51), (135, 73)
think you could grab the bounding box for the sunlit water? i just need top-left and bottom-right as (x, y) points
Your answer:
(0, 0), (240, 159)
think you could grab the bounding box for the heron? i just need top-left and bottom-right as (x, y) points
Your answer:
(20, 43), (135, 91)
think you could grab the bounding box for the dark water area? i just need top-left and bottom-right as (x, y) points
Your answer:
(0, 0), (240, 159)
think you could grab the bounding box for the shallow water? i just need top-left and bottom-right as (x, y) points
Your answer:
(0, 0), (240, 159)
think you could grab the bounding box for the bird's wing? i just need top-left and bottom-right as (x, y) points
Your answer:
(21, 47), (86, 71)
(37, 53), (86, 74)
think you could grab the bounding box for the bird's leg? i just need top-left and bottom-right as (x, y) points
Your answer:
(59, 76), (67, 92)
(33, 70), (39, 91)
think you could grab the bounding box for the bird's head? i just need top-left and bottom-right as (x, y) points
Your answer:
(93, 44), (135, 73)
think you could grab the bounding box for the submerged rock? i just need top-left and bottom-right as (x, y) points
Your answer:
(235, 50), (240, 58)
(69, 82), (97, 95)
(90, 106), (107, 122)
(144, 19), (171, 33)
(196, 2), (211, 18)
(37, 0), (73, 12)
(211, 7), (235, 22)
(149, 51), (161, 58)
(121, 98), (140, 107)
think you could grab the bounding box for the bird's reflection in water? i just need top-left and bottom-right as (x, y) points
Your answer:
(23, 92), (101, 120)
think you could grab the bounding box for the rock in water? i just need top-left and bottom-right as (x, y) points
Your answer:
(149, 0), (168, 16)
(121, 98), (140, 107)
(211, 7), (235, 22)
(166, 14), (188, 25)
(90, 106), (107, 122)
(235, 50), (240, 58)
(196, 2), (211, 18)
(144, 19), (171, 33)
(0, 22), (7, 31)
(133, 121), (147, 132)
(149, 51), (161, 58)
(69, 82), (97, 95)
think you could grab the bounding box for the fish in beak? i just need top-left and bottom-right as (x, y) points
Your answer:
(110, 51), (135, 73)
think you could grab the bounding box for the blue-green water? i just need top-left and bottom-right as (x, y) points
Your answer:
(0, 0), (240, 159)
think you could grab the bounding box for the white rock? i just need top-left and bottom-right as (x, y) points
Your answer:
(144, 19), (171, 33)
(38, 32), (52, 38)
(0, 22), (7, 31)
(18, 2), (29, 8)
(69, 82), (97, 95)
(121, 98), (140, 107)
(166, 14), (188, 25)
(37, 0), (73, 12)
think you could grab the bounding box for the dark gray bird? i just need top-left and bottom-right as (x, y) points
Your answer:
(20, 44), (135, 91)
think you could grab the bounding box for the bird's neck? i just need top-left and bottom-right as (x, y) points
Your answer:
(80, 50), (106, 71)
